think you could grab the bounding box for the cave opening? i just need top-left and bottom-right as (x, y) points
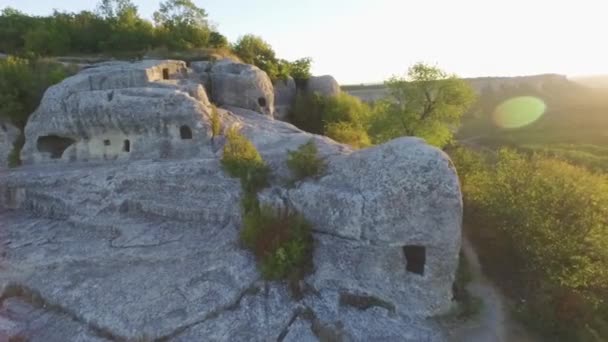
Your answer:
(123, 139), (130, 152)
(258, 97), (267, 107)
(180, 125), (193, 140)
(403, 245), (426, 276)
(162, 68), (170, 80)
(36, 135), (76, 159)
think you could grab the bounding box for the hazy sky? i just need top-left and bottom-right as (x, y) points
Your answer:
(2, 0), (607, 84)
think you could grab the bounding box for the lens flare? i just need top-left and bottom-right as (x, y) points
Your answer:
(493, 96), (546, 129)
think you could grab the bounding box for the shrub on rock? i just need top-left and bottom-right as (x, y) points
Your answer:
(287, 140), (326, 180)
(221, 127), (269, 193)
(241, 206), (313, 281)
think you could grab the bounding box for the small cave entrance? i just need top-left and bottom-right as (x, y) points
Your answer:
(180, 125), (193, 140)
(403, 245), (426, 276)
(103, 139), (111, 146)
(258, 97), (267, 107)
(37, 135), (76, 159)
(123, 139), (131, 152)
(162, 68), (170, 80)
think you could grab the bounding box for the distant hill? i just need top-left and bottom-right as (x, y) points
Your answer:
(342, 74), (577, 103)
(570, 75), (608, 89)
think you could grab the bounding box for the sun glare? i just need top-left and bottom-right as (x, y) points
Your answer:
(493, 96), (546, 129)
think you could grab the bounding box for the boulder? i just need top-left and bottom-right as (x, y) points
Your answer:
(0, 59), (461, 341)
(306, 75), (341, 97)
(0, 122), (19, 168)
(273, 76), (297, 121)
(206, 59), (275, 117)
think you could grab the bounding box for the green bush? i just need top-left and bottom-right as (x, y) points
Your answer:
(326, 122), (371, 149)
(241, 206), (313, 281)
(287, 140), (326, 180)
(451, 146), (608, 341)
(288, 92), (372, 148)
(221, 127), (269, 193)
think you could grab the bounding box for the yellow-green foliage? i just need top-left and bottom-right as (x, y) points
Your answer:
(221, 127), (269, 193)
(451, 147), (608, 341)
(369, 63), (475, 148)
(326, 122), (371, 149)
(210, 106), (221, 137)
(288, 92), (372, 148)
(286, 140), (326, 180)
(241, 206), (313, 281)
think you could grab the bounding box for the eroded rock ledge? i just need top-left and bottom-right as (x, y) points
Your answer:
(0, 59), (461, 341)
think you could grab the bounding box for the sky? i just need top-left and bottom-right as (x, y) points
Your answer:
(2, 0), (608, 84)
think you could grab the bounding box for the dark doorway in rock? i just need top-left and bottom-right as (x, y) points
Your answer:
(403, 245), (426, 275)
(162, 68), (170, 80)
(258, 97), (267, 107)
(104, 139), (111, 146)
(180, 125), (193, 139)
(123, 139), (130, 152)
(37, 135), (76, 159)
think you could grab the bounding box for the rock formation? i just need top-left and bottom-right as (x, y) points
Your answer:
(306, 75), (341, 97)
(0, 60), (461, 341)
(273, 76), (297, 121)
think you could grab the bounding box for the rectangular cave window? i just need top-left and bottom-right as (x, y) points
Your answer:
(403, 245), (426, 276)
(104, 139), (111, 146)
(123, 139), (130, 152)
(162, 68), (169, 80)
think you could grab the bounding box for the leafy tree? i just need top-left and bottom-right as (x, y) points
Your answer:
(209, 31), (228, 48)
(153, 0), (211, 50)
(0, 8), (37, 53)
(0, 57), (73, 128)
(233, 34), (278, 78)
(288, 57), (313, 82)
(370, 63), (476, 147)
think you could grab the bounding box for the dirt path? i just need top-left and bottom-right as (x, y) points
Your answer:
(447, 238), (540, 342)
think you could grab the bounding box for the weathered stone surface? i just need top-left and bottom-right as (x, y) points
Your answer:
(0, 122), (19, 168)
(207, 59), (275, 117)
(0, 60), (461, 341)
(306, 75), (341, 97)
(0, 297), (111, 342)
(274, 76), (297, 121)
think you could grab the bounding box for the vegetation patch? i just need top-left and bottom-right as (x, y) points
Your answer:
(210, 106), (222, 138)
(287, 139), (326, 181)
(221, 127), (269, 193)
(450, 146), (608, 341)
(326, 122), (371, 149)
(221, 127), (314, 288)
(288, 92), (371, 149)
(241, 206), (313, 281)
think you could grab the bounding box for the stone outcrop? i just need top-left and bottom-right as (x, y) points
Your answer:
(0, 122), (19, 168)
(0, 60), (461, 341)
(20, 60), (214, 165)
(273, 76), (297, 121)
(306, 75), (341, 97)
(192, 59), (275, 117)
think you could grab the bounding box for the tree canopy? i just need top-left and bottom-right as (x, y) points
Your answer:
(369, 63), (476, 147)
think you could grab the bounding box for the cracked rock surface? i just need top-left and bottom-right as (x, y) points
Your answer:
(0, 60), (461, 341)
